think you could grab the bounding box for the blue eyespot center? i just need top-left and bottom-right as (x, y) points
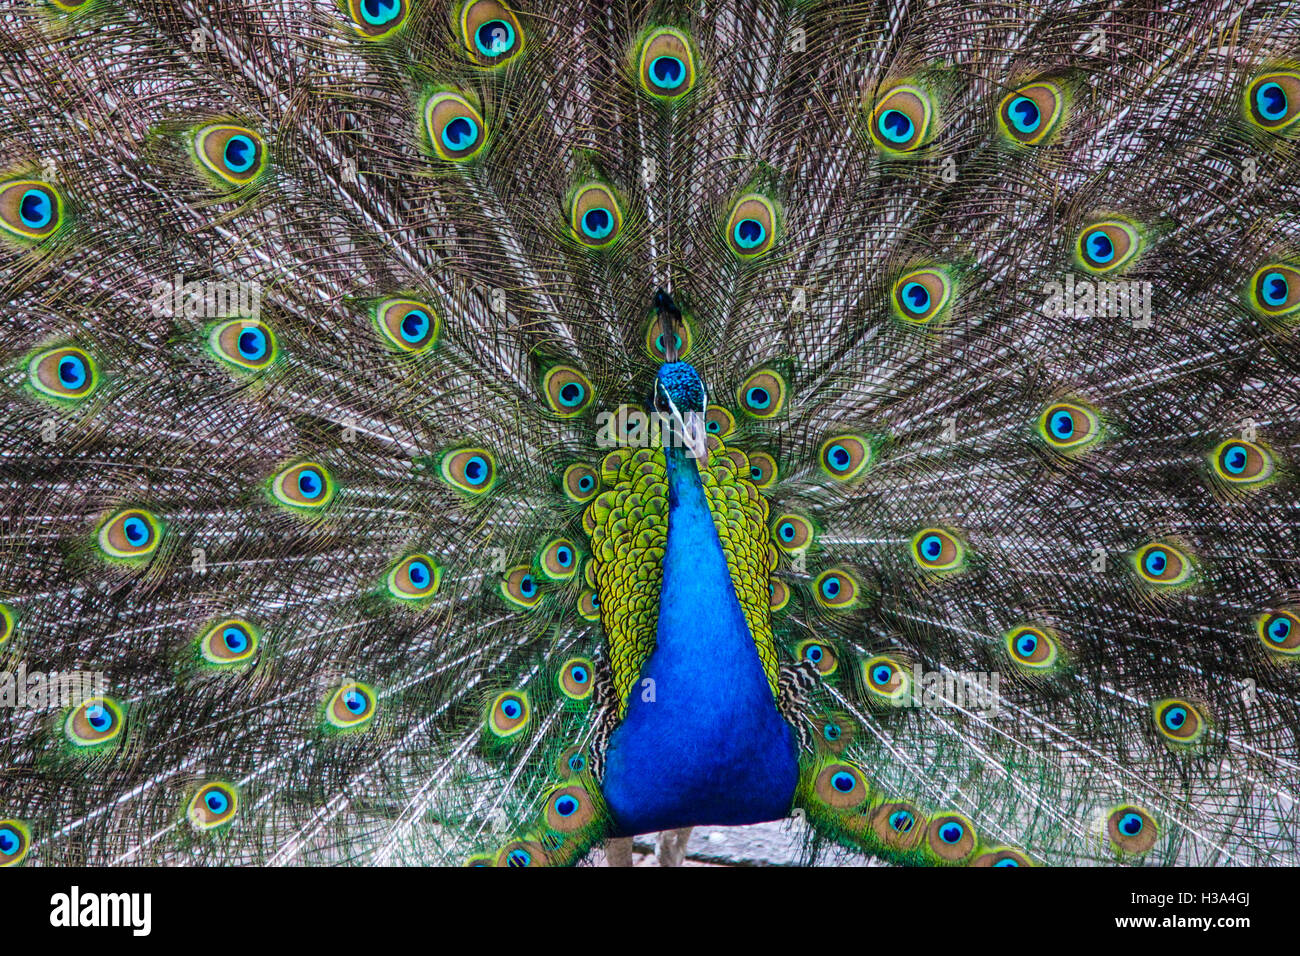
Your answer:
(901, 281), (930, 313)
(750, 466), (762, 480)
(205, 791), (229, 813)
(577, 475), (594, 492)
(570, 665), (587, 683)
(1086, 231), (1114, 263)
(463, 456), (488, 485)
(554, 794), (579, 817)
(649, 55), (685, 88)
(506, 848), (530, 866)
(237, 327), (267, 359)
(86, 703), (111, 731)
(1119, 812), (1144, 836)
(298, 469), (322, 499)
(1050, 410), (1075, 440)
(222, 626), (248, 653)
(475, 19), (515, 56)
(805, 645), (823, 663)
(501, 698), (522, 719)
(407, 560), (430, 587)
(19, 189), (52, 228)
(921, 534), (942, 560)
(872, 665), (893, 685)
(939, 822), (964, 844)
(746, 386), (771, 409)
(441, 116), (479, 151)
(567, 754), (586, 771)
(1268, 616), (1292, 642)
(1143, 549), (1167, 576)
(821, 578), (841, 599)
(1009, 96), (1041, 132)
(831, 771), (856, 793)
(0, 828), (18, 855)
(581, 207), (613, 239)
(1163, 706), (1187, 730)
(823, 723), (841, 741)
(556, 547), (573, 567)
(558, 382), (585, 407)
(828, 444), (850, 469)
(223, 135), (256, 173)
(733, 218), (766, 249)
(779, 523), (795, 541)
(400, 309), (430, 343)
(889, 810), (915, 832)
(519, 575), (536, 597)
(361, 0), (400, 25)
(879, 108), (913, 143)
(1222, 444), (1248, 474)
(58, 355), (87, 388)
(1261, 271), (1289, 306)
(994, 857), (1020, 866)
(123, 516), (149, 546)
(1257, 82), (1288, 120)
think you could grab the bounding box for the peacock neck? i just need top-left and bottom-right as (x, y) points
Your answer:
(599, 443), (798, 835)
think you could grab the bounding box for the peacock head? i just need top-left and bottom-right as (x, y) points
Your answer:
(655, 361), (708, 459)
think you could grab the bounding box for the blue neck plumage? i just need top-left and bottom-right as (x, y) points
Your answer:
(600, 443), (798, 835)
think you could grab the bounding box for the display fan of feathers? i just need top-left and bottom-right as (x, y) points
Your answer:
(0, 0), (1298, 870)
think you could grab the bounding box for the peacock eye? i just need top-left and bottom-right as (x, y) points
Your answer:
(0, 180), (63, 242)
(193, 125), (266, 187)
(440, 447), (497, 494)
(736, 368), (787, 418)
(1258, 609), (1300, 654)
(1132, 541), (1193, 586)
(746, 451), (777, 488)
(209, 319), (278, 371)
(460, 0), (524, 65)
(1245, 71), (1300, 132)
(1037, 401), (1102, 453)
(541, 364), (595, 416)
(772, 513), (814, 553)
(813, 567), (861, 609)
(28, 346), (98, 402)
(558, 657), (594, 700)
(814, 763), (870, 809)
(1076, 219), (1140, 273)
(561, 462), (600, 503)
(910, 527), (966, 573)
(374, 298), (439, 352)
(891, 267), (953, 325)
(1210, 438), (1274, 486)
(198, 618), (260, 666)
(500, 565), (542, 609)
(538, 537), (579, 582)
(346, 0), (408, 38)
(703, 405), (735, 439)
(487, 689), (530, 737)
(271, 462), (336, 510)
(424, 92), (487, 161)
(570, 182), (623, 247)
(0, 820), (31, 867)
(870, 84), (934, 153)
(325, 682), (377, 730)
(926, 813), (977, 863)
(818, 433), (872, 480)
(1106, 805), (1158, 855)
(65, 696), (124, 749)
(998, 81), (1064, 145)
(638, 27), (695, 99)
(545, 785), (595, 831)
(862, 655), (909, 702)
(97, 508), (162, 561)
(725, 194), (778, 259)
(1248, 263), (1300, 318)
(187, 782), (239, 830)
(387, 553), (440, 600)
(1152, 698), (1206, 744)
(796, 639), (837, 675)
(1005, 624), (1060, 671)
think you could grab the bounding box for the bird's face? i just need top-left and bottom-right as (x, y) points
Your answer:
(654, 361), (708, 459)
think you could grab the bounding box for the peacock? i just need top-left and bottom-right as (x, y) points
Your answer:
(1, 0), (1299, 870)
